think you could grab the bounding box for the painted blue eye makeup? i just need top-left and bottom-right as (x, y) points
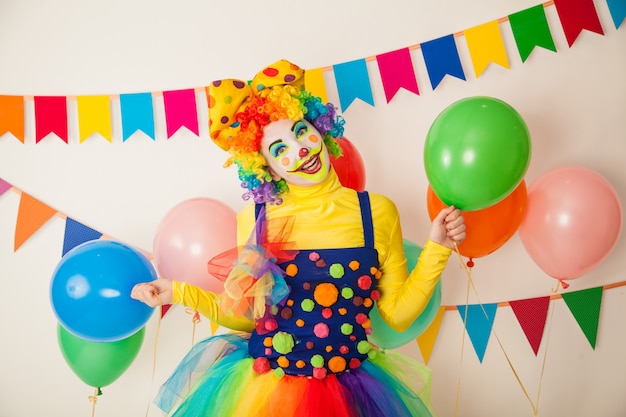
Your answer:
(269, 140), (287, 158)
(293, 121), (309, 138)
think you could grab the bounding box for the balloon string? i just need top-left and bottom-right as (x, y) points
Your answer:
(534, 301), (556, 417)
(185, 308), (201, 347)
(453, 260), (472, 417)
(144, 295), (163, 417)
(88, 387), (101, 417)
(452, 243), (542, 416)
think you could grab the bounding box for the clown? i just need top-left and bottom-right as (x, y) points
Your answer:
(132, 60), (465, 417)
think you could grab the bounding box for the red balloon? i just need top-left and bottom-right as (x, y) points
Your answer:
(330, 137), (366, 191)
(153, 198), (237, 293)
(519, 166), (622, 281)
(427, 181), (527, 258)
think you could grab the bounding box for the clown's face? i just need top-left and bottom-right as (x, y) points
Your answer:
(260, 118), (330, 187)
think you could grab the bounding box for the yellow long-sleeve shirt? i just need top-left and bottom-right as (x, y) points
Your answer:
(172, 168), (451, 333)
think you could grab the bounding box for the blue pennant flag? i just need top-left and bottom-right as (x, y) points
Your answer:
(606, 0), (626, 28)
(457, 303), (498, 363)
(421, 34), (466, 90)
(120, 92), (155, 141)
(333, 59), (375, 112)
(63, 218), (103, 256)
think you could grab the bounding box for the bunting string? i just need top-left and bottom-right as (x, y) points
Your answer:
(0, 0), (622, 143)
(0, 177), (623, 365)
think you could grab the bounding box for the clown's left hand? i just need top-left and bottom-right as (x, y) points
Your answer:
(429, 206), (466, 250)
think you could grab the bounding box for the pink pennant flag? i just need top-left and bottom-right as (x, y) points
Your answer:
(553, 0), (604, 47)
(376, 48), (419, 103)
(509, 296), (550, 355)
(34, 96), (68, 143)
(0, 178), (12, 197)
(163, 89), (199, 138)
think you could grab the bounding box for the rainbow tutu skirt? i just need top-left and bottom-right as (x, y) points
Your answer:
(154, 333), (436, 417)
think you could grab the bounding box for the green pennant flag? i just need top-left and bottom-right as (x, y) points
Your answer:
(508, 4), (557, 62)
(561, 286), (603, 349)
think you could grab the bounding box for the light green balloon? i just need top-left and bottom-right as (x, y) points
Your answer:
(424, 96), (531, 211)
(368, 240), (442, 349)
(57, 324), (145, 388)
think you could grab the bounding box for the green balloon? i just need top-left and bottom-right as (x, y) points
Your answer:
(424, 96), (531, 211)
(57, 324), (145, 388)
(368, 240), (442, 349)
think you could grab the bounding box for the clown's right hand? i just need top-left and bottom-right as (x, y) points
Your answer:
(131, 278), (173, 307)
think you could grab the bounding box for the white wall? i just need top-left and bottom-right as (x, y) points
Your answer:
(0, 0), (624, 416)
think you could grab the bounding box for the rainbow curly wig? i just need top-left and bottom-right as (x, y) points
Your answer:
(225, 85), (345, 204)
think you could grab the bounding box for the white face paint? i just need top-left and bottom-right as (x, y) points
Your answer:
(260, 118), (330, 187)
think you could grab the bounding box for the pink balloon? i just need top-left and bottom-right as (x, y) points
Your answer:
(153, 198), (237, 293)
(519, 166), (622, 282)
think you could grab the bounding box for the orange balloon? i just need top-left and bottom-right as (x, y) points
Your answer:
(330, 136), (366, 191)
(427, 181), (527, 258)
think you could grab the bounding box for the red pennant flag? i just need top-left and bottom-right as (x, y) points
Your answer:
(376, 48), (419, 103)
(509, 296), (550, 355)
(161, 304), (173, 318)
(15, 193), (57, 251)
(163, 89), (199, 138)
(553, 0), (604, 47)
(0, 95), (25, 142)
(34, 96), (68, 143)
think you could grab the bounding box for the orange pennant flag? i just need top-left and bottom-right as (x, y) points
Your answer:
(416, 306), (446, 364)
(0, 95), (25, 142)
(15, 193), (57, 251)
(77, 95), (113, 142)
(464, 20), (510, 78)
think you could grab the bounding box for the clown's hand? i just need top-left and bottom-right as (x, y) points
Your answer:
(429, 206), (466, 250)
(131, 278), (173, 307)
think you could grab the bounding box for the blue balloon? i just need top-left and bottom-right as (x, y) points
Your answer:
(368, 240), (442, 349)
(50, 240), (156, 342)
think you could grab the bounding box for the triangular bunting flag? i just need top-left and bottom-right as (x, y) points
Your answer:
(417, 306), (446, 364)
(210, 320), (220, 335)
(457, 303), (498, 362)
(304, 67), (329, 104)
(14, 193), (57, 251)
(0, 95), (25, 142)
(421, 34), (466, 90)
(163, 89), (199, 138)
(34, 96), (68, 143)
(553, 0), (604, 47)
(0, 178), (12, 197)
(509, 5), (557, 62)
(464, 20), (510, 78)
(161, 304), (173, 318)
(606, 0), (626, 29)
(509, 296), (550, 355)
(333, 59), (375, 112)
(62, 218), (103, 256)
(376, 48), (419, 103)
(561, 286), (603, 348)
(120, 92), (156, 141)
(76, 95), (113, 143)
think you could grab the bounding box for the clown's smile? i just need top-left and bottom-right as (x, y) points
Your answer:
(290, 151), (322, 174)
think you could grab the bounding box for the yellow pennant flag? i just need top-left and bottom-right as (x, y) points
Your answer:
(210, 320), (220, 335)
(464, 20), (510, 78)
(416, 306), (446, 364)
(304, 67), (329, 104)
(77, 95), (113, 143)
